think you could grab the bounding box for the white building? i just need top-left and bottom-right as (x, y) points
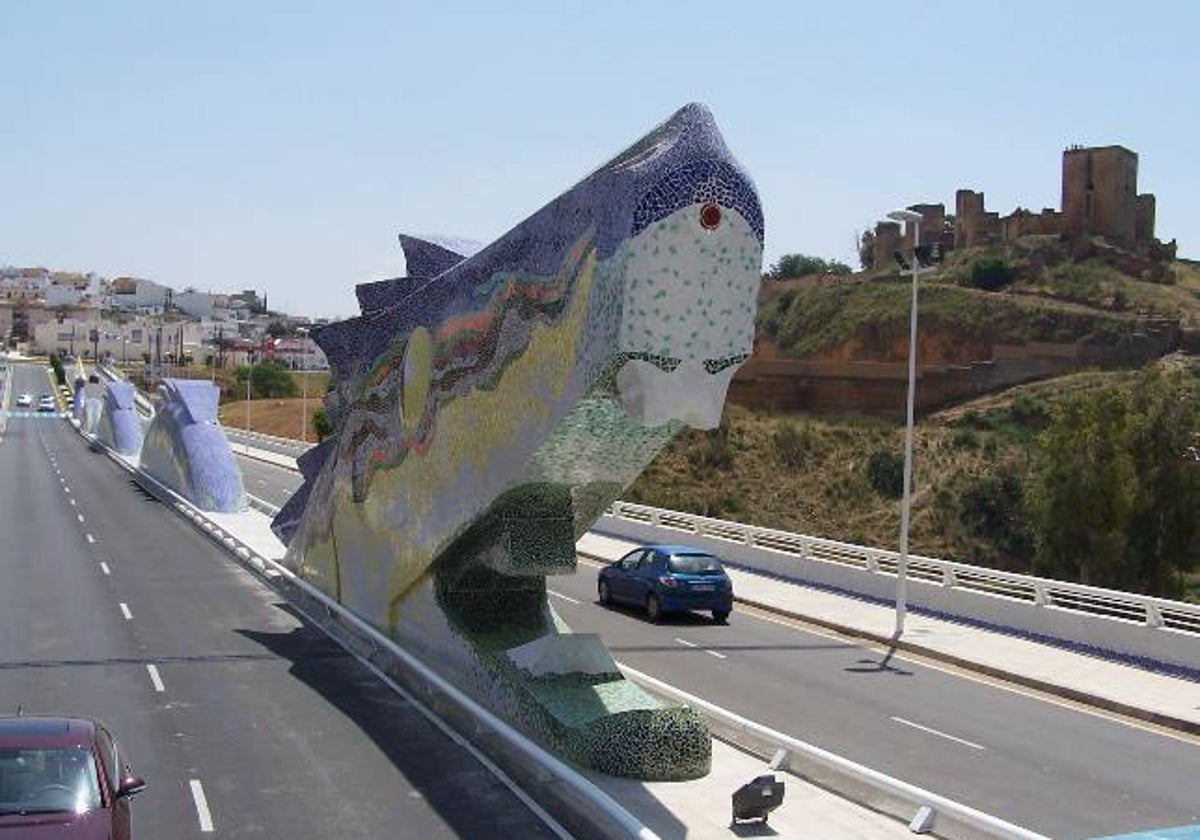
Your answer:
(271, 335), (328, 370)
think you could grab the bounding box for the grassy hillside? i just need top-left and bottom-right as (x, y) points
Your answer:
(759, 250), (1200, 362)
(625, 356), (1200, 600)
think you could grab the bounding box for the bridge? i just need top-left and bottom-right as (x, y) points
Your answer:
(4, 355), (1198, 840)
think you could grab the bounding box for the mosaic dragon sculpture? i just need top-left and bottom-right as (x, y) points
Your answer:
(94, 381), (144, 456)
(273, 103), (763, 780)
(141, 379), (246, 513)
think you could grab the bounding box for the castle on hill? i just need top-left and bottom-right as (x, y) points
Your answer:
(872, 144), (1178, 269)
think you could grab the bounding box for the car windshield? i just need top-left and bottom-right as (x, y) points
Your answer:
(0, 746), (101, 815)
(667, 554), (723, 574)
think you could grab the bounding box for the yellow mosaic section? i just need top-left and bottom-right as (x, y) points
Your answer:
(319, 246), (600, 628)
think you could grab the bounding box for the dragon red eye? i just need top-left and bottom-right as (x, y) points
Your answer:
(699, 202), (721, 230)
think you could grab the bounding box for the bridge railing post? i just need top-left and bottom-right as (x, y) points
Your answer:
(1145, 603), (1164, 629)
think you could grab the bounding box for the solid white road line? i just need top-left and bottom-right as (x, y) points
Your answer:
(146, 664), (165, 692)
(891, 716), (986, 751)
(674, 638), (698, 648)
(547, 590), (581, 605)
(189, 779), (214, 832)
(86, 534), (95, 544)
(99, 562), (111, 576)
(119, 603), (132, 621)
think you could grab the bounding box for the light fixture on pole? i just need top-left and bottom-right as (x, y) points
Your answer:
(884, 208), (939, 638)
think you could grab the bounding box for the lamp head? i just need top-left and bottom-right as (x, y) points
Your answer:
(887, 209), (924, 224)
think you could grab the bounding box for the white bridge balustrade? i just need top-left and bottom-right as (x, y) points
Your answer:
(601, 502), (1200, 670)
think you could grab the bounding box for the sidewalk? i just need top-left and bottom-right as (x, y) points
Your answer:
(579, 532), (1200, 735)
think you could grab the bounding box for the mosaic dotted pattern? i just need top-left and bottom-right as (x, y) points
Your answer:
(141, 379), (246, 513)
(277, 103), (763, 779)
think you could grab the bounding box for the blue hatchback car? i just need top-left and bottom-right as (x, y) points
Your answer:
(598, 544), (733, 623)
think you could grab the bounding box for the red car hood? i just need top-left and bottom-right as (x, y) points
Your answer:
(0, 810), (109, 839)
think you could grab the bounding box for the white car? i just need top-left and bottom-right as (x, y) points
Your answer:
(15, 393), (33, 408)
(38, 394), (57, 412)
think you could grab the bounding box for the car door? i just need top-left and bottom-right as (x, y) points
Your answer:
(608, 550), (645, 603)
(627, 550), (661, 605)
(96, 726), (130, 840)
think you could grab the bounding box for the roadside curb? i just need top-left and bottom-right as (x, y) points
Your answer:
(577, 549), (1200, 739)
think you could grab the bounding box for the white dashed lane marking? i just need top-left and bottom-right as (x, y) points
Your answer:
(189, 779), (214, 832)
(119, 603), (132, 621)
(891, 716), (986, 751)
(99, 562), (111, 576)
(86, 534), (95, 544)
(146, 664), (165, 693)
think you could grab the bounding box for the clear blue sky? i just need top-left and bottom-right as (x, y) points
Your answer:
(3, 0), (1197, 318)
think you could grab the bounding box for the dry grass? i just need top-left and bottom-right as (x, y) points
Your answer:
(219, 398), (323, 443)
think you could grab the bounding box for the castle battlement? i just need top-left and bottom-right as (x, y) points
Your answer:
(873, 145), (1173, 268)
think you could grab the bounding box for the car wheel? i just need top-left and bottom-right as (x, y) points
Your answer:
(646, 594), (662, 623)
(712, 609), (730, 624)
(598, 580), (611, 606)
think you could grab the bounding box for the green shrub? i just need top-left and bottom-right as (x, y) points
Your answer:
(312, 407), (333, 441)
(866, 449), (905, 498)
(49, 353), (66, 386)
(966, 258), (1016, 292)
(772, 421), (809, 468)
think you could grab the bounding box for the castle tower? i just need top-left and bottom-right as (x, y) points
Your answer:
(873, 221), (901, 270)
(1061, 145), (1138, 244)
(1135, 194), (1156, 243)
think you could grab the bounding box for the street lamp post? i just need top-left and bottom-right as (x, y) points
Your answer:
(301, 370), (308, 442)
(884, 208), (938, 638)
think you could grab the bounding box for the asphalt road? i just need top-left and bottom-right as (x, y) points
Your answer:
(235, 453), (301, 509)
(0, 362), (563, 839)
(225, 423), (1200, 837)
(224, 418), (1200, 836)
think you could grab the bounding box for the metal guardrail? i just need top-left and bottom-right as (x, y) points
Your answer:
(621, 665), (1050, 840)
(224, 427), (312, 453)
(605, 502), (1200, 635)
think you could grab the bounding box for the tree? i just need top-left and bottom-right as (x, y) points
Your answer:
(266, 320), (289, 338)
(234, 361), (299, 399)
(768, 253), (852, 280)
(858, 230), (876, 270)
(1028, 376), (1200, 595)
(1029, 389), (1135, 587)
(1123, 372), (1200, 596)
